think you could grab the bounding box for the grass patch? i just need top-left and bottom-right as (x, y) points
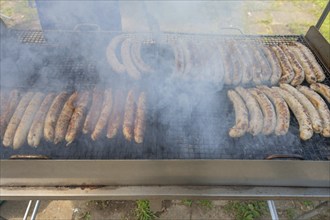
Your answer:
(302, 200), (314, 208)
(285, 208), (296, 220)
(80, 211), (91, 220)
(182, 199), (193, 207)
(224, 201), (267, 220)
(135, 200), (157, 220)
(197, 200), (213, 210)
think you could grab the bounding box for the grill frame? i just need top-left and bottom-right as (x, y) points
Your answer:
(1, 26), (329, 192)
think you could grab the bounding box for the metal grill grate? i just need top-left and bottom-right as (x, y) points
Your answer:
(0, 31), (329, 161)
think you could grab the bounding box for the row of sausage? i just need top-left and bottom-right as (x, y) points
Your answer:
(0, 88), (147, 149)
(228, 83), (330, 140)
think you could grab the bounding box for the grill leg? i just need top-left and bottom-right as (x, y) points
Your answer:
(267, 200), (279, 220)
(23, 200), (33, 220)
(23, 200), (40, 220)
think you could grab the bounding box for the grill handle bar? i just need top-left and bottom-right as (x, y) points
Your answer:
(316, 0), (330, 30)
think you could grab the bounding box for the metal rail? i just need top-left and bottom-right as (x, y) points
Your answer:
(316, 0), (330, 30)
(1, 186), (329, 200)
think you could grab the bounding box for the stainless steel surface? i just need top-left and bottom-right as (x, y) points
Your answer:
(30, 200), (40, 220)
(315, 0), (330, 30)
(1, 186), (329, 200)
(1, 160), (329, 187)
(305, 26), (330, 70)
(267, 200), (279, 220)
(23, 200), (33, 220)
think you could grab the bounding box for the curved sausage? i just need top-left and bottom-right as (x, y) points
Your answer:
(294, 42), (325, 82)
(121, 39), (141, 80)
(261, 46), (281, 85)
(13, 92), (45, 149)
(91, 89), (113, 141)
(65, 91), (90, 145)
(83, 89), (103, 134)
(2, 92), (34, 147)
(106, 35), (126, 74)
(280, 83), (322, 133)
(27, 93), (55, 147)
(249, 88), (276, 135)
(44, 92), (69, 142)
(168, 39), (185, 76)
(273, 87), (313, 140)
(280, 44), (305, 86)
(54, 92), (78, 144)
(257, 86), (290, 136)
(134, 92), (147, 143)
(219, 43), (233, 85)
(310, 83), (330, 103)
(227, 90), (249, 137)
(131, 41), (153, 73)
(0, 90), (20, 139)
(251, 45), (272, 84)
(298, 86), (330, 137)
(289, 45), (317, 84)
(235, 87), (263, 135)
(228, 41), (242, 85)
(123, 89), (136, 141)
(270, 45), (294, 84)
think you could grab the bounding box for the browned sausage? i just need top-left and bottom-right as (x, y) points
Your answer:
(0, 90), (20, 139)
(27, 93), (55, 147)
(91, 89), (113, 141)
(3, 92), (34, 147)
(106, 34), (126, 74)
(261, 46), (281, 85)
(44, 92), (69, 142)
(227, 90), (249, 137)
(65, 91), (90, 145)
(271, 45), (295, 84)
(123, 89), (137, 141)
(54, 92), (78, 144)
(107, 90), (125, 139)
(13, 92), (45, 149)
(310, 83), (330, 103)
(134, 92), (147, 143)
(83, 89), (103, 134)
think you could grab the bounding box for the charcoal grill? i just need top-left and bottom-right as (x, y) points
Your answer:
(1, 3), (330, 203)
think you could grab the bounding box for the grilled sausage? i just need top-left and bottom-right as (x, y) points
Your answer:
(181, 39), (192, 76)
(0, 90), (20, 139)
(219, 43), (233, 85)
(273, 87), (313, 140)
(123, 89), (137, 141)
(251, 45), (272, 84)
(107, 90), (124, 139)
(261, 46), (282, 85)
(293, 42), (325, 82)
(235, 87), (263, 135)
(131, 41), (153, 73)
(27, 93), (55, 147)
(168, 40), (185, 76)
(83, 89), (103, 134)
(54, 92), (78, 144)
(257, 86), (290, 136)
(270, 45), (294, 84)
(65, 91), (90, 145)
(106, 35), (126, 74)
(121, 39), (141, 80)
(249, 88), (276, 135)
(280, 44), (305, 86)
(310, 83), (330, 103)
(298, 86), (330, 137)
(12, 92), (45, 149)
(238, 44), (254, 85)
(280, 83), (322, 133)
(289, 45), (317, 84)
(134, 92), (147, 143)
(228, 42), (242, 85)
(2, 92), (34, 147)
(0, 91), (9, 115)
(227, 90), (249, 137)
(44, 92), (69, 142)
(91, 89), (113, 141)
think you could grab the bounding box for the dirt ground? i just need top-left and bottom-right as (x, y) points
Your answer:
(1, 199), (329, 220)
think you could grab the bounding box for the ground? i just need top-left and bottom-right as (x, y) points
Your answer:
(0, 0), (329, 219)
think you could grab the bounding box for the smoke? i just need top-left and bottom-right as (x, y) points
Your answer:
(0, 1), (307, 160)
